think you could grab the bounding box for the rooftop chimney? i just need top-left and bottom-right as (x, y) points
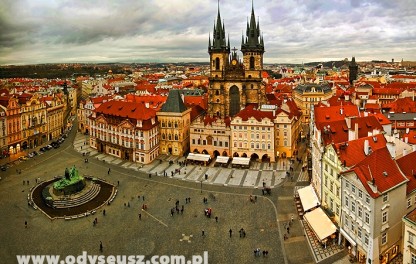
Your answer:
(364, 139), (370, 155)
(354, 122), (359, 140)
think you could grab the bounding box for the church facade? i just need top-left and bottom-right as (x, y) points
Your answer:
(189, 4), (301, 160)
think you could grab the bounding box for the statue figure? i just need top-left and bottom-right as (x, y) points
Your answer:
(65, 168), (70, 180)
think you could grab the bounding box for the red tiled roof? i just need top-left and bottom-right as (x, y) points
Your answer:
(403, 130), (416, 144)
(396, 151), (416, 194)
(184, 96), (207, 111)
(189, 105), (205, 122)
(381, 97), (416, 113)
(373, 88), (401, 95)
(317, 115), (384, 146)
(368, 113), (391, 125)
(204, 116), (231, 127)
(261, 71), (269, 78)
(363, 103), (381, 113)
(326, 95), (355, 106)
(314, 104), (359, 123)
(234, 104), (274, 121)
(343, 147), (407, 198)
(391, 75), (416, 80)
(334, 134), (386, 167)
(95, 100), (156, 121)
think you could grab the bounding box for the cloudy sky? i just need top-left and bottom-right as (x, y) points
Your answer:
(1, 0), (416, 65)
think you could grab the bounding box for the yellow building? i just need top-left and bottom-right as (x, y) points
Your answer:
(19, 94), (48, 149)
(293, 83), (333, 123)
(43, 94), (65, 140)
(0, 96), (22, 155)
(157, 90), (191, 156)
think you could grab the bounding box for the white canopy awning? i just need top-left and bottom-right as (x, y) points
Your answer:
(304, 207), (337, 242)
(231, 157), (250, 166)
(297, 185), (320, 212)
(187, 153), (211, 162)
(215, 156), (230, 164)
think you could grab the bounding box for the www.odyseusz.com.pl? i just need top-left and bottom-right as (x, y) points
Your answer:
(16, 251), (209, 264)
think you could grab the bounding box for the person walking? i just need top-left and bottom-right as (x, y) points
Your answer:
(99, 241), (103, 252)
(229, 229), (232, 237)
(202, 230), (205, 237)
(25, 221), (27, 228)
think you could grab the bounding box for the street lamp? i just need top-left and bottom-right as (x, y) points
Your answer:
(200, 179), (203, 193)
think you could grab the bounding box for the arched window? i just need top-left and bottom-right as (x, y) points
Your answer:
(168, 134), (172, 140)
(250, 56), (255, 69)
(174, 134), (178, 140)
(215, 58), (220, 70)
(215, 90), (220, 95)
(229, 86), (240, 117)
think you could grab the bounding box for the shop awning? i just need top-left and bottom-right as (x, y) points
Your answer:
(187, 153), (211, 162)
(231, 157), (250, 166)
(304, 207), (337, 242)
(297, 185), (320, 212)
(215, 156), (230, 164)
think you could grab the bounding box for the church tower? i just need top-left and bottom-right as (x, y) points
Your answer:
(207, 1), (266, 119)
(241, 2), (264, 79)
(208, 4), (230, 79)
(349, 56), (358, 85)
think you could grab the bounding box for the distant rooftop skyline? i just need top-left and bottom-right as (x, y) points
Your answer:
(1, 0), (416, 65)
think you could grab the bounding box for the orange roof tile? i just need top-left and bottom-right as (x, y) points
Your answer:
(343, 147), (407, 198)
(95, 100), (156, 121)
(396, 151), (416, 194)
(334, 134), (386, 167)
(314, 104), (359, 123)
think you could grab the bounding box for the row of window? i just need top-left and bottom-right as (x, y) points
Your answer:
(234, 141), (271, 150)
(345, 180), (372, 204)
(233, 133), (273, 140)
(344, 215), (379, 246)
(345, 196), (371, 224)
(233, 126), (272, 131)
(192, 138), (229, 148)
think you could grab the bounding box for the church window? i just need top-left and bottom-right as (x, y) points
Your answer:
(229, 86), (240, 116)
(215, 90), (220, 95)
(250, 56), (255, 69)
(215, 58), (220, 70)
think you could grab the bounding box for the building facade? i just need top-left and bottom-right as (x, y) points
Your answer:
(157, 90), (191, 156)
(89, 100), (159, 164)
(293, 83), (333, 124)
(20, 94), (48, 149)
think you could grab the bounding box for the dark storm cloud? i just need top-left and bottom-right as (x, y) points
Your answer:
(0, 0), (415, 65)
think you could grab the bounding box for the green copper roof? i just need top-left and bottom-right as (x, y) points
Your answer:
(160, 89), (187, 113)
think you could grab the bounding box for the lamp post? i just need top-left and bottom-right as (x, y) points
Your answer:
(200, 180), (203, 193)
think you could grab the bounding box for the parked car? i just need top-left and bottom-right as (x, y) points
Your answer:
(19, 156), (28, 161)
(46, 145), (53, 150)
(39, 147), (48, 152)
(0, 165), (6, 171)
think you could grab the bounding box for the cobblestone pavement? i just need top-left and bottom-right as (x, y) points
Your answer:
(74, 134), (292, 190)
